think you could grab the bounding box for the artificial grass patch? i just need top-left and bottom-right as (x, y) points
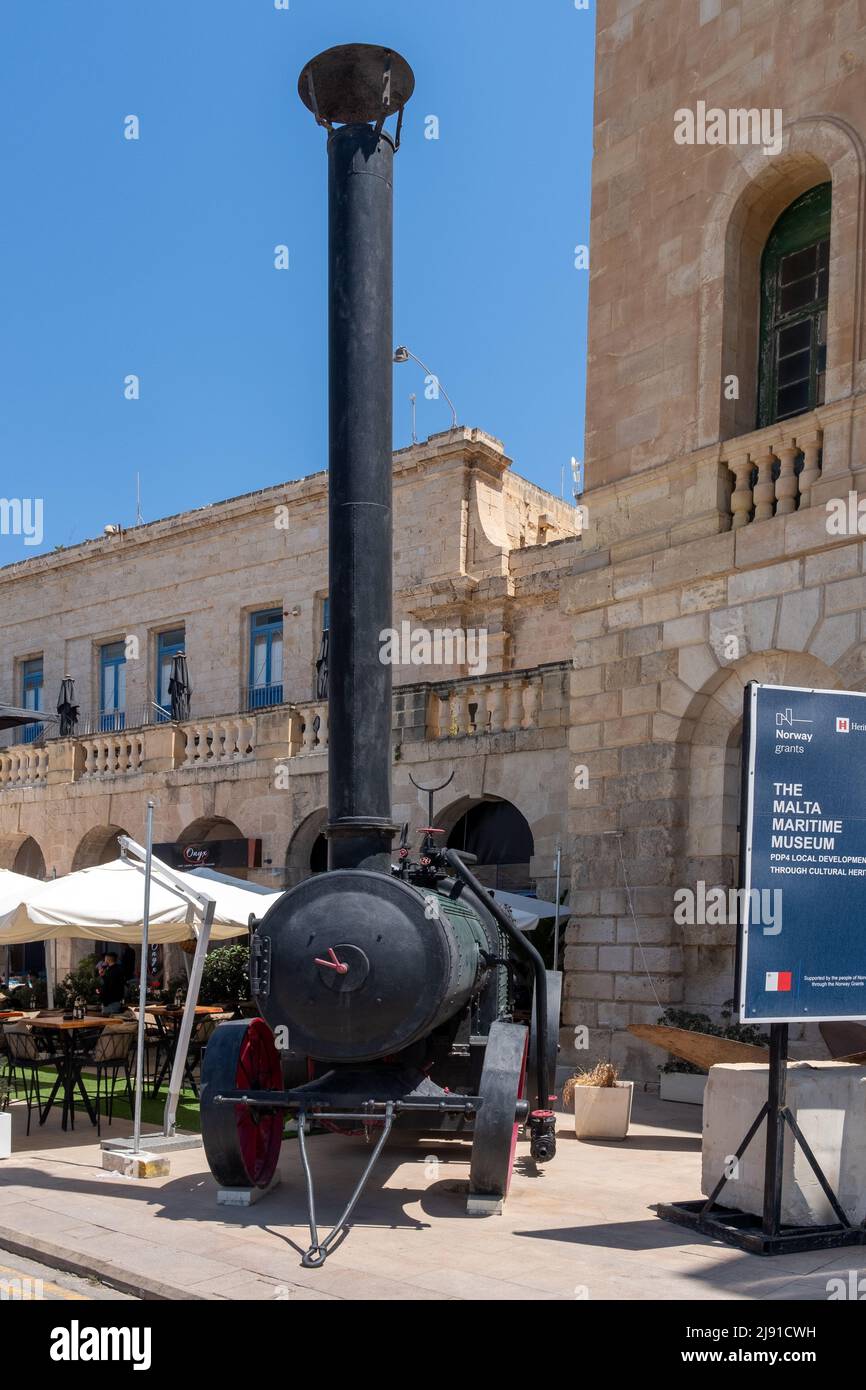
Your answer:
(13, 1067), (202, 1133)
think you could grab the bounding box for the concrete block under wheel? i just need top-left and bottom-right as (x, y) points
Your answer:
(466, 1192), (504, 1216)
(217, 1172), (281, 1207)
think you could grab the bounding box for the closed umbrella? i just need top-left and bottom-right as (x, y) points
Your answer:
(57, 676), (79, 737)
(315, 629), (329, 700)
(168, 653), (191, 722)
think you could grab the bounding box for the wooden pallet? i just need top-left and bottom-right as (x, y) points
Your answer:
(628, 1024), (767, 1070)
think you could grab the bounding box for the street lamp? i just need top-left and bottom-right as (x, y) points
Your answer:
(393, 345), (458, 431)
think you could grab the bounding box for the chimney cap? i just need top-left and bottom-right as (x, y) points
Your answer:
(298, 44), (415, 128)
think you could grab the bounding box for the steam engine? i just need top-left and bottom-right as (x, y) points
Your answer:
(200, 42), (560, 1268)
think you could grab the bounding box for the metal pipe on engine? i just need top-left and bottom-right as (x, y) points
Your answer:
(298, 45), (415, 874)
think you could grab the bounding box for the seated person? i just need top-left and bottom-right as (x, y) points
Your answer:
(97, 952), (126, 1017)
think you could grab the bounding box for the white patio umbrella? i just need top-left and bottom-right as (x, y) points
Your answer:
(0, 867), (50, 1002)
(0, 853), (283, 1141)
(0, 857), (280, 945)
(0, 868), (41, 915)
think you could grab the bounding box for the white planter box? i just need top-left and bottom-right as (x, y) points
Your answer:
(0, 1111), (11, 1159)
(573, 1080), (633, 1140)
(660, 1071), (708, 1106)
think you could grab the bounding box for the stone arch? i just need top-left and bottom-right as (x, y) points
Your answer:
(177, 815), (247, 877)
(177, 815), (244, 845)
(698, 115), (866, 446)
(285, 808), (328, 887)
(0, 832), (47, 879)
(436, 793), (535, 891)
(72, 823), (129, 871)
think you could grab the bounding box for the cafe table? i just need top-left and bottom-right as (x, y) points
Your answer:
(146, 1005), (223, 1097)
(28, 1016), (123, 1131)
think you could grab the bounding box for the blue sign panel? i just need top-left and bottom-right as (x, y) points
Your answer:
(738, 682), (866, 1024)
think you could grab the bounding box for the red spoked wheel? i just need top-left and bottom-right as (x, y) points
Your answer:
(201, 1019), (284, 1188)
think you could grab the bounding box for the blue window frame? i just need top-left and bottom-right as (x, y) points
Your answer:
(99, 641), (127, 731)
(248, 609), (283, 709)
(156, 628), (185, 720)
(21, 657), (44, 743)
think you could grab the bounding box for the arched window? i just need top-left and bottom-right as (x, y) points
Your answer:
(758, 183), (831, 428)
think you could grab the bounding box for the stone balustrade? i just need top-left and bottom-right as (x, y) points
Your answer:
(81, 733), (145, 778)
(723, 416), (823, 529)
(0, 744), (49, 787)
(0, 667), (569, 791)
(291, 701), (328, 755)
(181, 715), (256, 768)
(430, 672), (541, 738)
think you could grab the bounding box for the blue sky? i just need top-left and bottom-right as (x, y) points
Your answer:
(0, 0), (594, 561)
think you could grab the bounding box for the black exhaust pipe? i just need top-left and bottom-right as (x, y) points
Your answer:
(298, 45), (415, 873)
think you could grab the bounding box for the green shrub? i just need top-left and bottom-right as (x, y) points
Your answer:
(56, 954), (101, 1009)
(199, 945), (250, 1006)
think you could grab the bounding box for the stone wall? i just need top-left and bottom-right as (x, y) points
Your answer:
(589, 0), (866, 487)
(568, 0), (866, 1079)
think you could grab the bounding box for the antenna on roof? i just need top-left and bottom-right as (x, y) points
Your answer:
(135, 472), (144, 526)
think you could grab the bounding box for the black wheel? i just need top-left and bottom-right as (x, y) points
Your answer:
(468, 1021), (528, 1204)
(528, 969), (563, 1108)
(201, 1018), (283, 1188)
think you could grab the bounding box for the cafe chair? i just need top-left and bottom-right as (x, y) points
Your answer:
(129, 1009), (163, 1092)
(184, 1012), (234, 1097)
(80, 1024), (137, 1136)
(5, 1026), (51, 1135)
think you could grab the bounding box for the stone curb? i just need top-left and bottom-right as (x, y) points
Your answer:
(0, 1226), (207, 1302)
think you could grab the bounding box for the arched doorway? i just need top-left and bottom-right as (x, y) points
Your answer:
(14, 837), (46, 880)
(177, 816), (248, 879)
(72, 824), (130, 871)
(285, 809), (328, 887)
(0, 832), (47, 880)
(0, 834), (47, 979)
(442, 796), (535, 892)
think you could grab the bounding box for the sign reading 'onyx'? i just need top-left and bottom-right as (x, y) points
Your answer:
(737, 682), (866, 1024)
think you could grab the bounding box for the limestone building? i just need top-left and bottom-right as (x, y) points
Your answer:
(0, 430), (575, 978)
(5, 0), (866, 1079)
(562, 0), (866, 1075)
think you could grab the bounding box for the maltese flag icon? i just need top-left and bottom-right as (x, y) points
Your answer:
(765, 971), (792, 992)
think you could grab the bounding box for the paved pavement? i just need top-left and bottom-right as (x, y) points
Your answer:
(1, 1091), (865, 1300)
(0, 1251), (134, 1300)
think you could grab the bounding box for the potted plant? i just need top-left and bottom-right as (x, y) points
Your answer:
(562, 1060), (633, 1140)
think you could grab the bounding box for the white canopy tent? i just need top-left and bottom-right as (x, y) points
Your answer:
(0, 868), (41, 915)
(0, 868), (44, 998)
(0, 846), (282, 1141)
(0, 857), (278, 944)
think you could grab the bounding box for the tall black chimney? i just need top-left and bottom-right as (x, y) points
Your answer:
(298, 45), (415, 873)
